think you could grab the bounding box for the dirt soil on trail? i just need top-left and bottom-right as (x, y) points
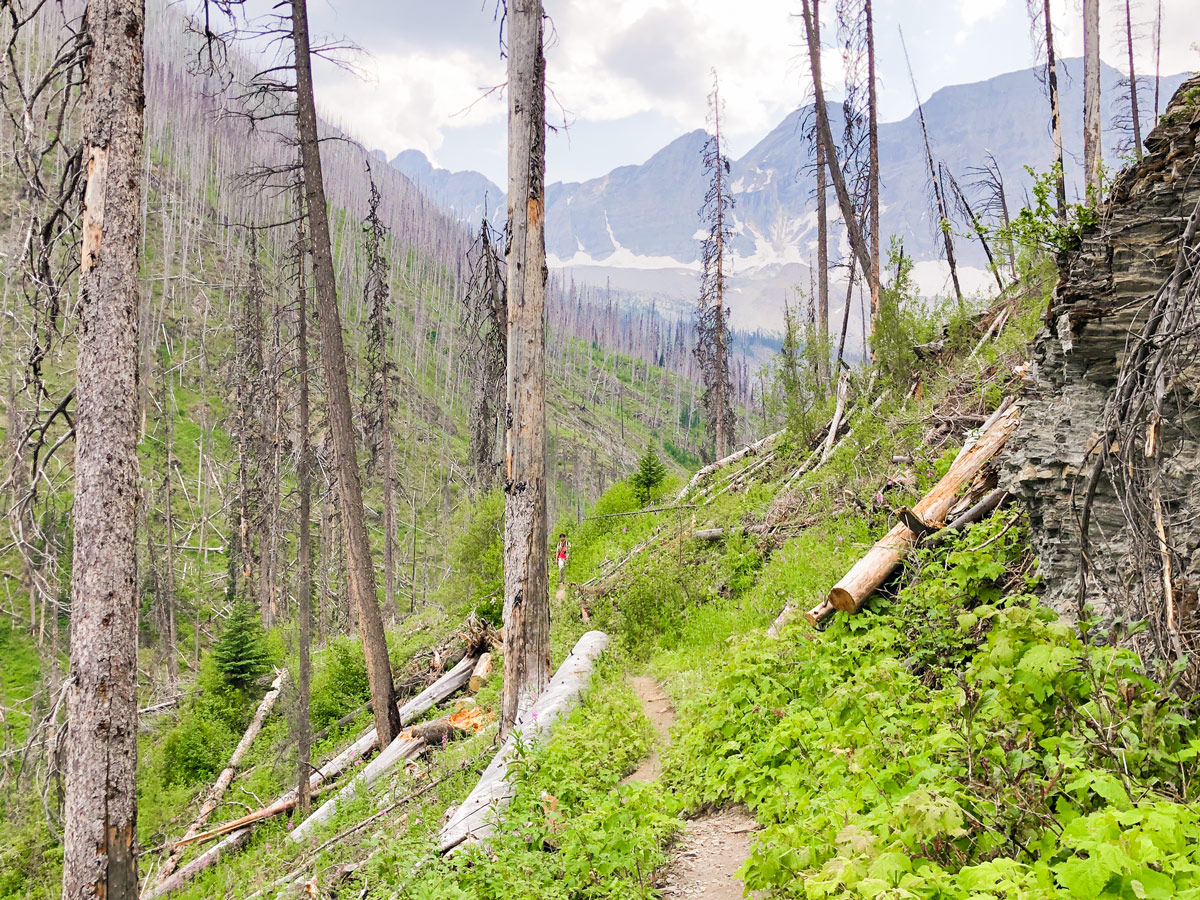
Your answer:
(623, 676), (761, 898)
(660, 807), (763, 899)
(622, 675), (675, 784)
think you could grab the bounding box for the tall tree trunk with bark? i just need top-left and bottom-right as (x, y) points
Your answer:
(813, 0), (829, 384)
(62, 2), (145, 899)
(696, 74), (735, 462)
(865, 0), (880, 325)
(295, 212), (313, 815)
(1124, 0), (1143, 158)
(501, 0), (552, 733)
(290, 0), (401, 747)
(1083, 0), (1102, 198)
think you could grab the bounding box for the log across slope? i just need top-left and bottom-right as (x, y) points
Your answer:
(827, 401), (1020, 614)
(439, 630), (610, 853)
(153, 669), (287, 883)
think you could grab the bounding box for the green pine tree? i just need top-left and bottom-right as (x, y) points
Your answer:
(630, 445), (668, 505)
(213, 601), (271, 693)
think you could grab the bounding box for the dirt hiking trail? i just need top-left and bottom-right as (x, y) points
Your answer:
(624, 675), (761, 898)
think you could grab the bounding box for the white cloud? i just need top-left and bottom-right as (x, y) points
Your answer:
(315, 47), (504, 166)
(960, 0), (1009, 28)
(306, 0), (1200, 182)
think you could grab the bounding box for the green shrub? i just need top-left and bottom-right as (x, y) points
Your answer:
(445, 490), (505, 626)
(159, 707), (236, 786)
(309, 634), (371, 730)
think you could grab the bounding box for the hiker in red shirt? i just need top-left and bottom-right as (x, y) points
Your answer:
(555, 533), (570, 583)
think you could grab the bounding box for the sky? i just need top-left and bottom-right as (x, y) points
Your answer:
(307, 0), (1199, 187)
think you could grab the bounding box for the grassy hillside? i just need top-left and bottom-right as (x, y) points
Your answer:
(92, 264), (1197, 900)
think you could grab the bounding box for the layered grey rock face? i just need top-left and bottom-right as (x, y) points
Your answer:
(1004, 77), (1200, 640)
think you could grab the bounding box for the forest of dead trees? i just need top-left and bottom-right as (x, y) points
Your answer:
(0, 0), (1183, 896)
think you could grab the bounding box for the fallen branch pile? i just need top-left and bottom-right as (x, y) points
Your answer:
(142, 653), (480, 899)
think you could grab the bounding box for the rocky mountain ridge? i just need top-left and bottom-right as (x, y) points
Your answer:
(392, 59), (1187, 332)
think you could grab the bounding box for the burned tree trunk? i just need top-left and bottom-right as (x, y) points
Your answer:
(1027, 0), (1068, 220)
(813, 0), (829, 384)
(463, 217), (507, 489)
(363, 174), (397, 621)
(800, 0), (875, 302)
(1083, 0), (1102, 198)
(62, 2), (145, 898)
(865, 0), (880, 323)
(1123, 0), (1143, 159)
(902, 31), (963, 310)
(696, 74), (735, 461)
(295, 210), (314, 816)
(501, 0), (552, 732)
(291, 0), (401, 747)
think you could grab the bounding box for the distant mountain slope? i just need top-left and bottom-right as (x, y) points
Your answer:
(391, 60), (1186, 331)
(389, 149), (504, 228)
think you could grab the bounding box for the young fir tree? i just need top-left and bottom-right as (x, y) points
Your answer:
(695, 72), (736, 462)
(214, 601), (271, 694)
(630, 445), (668, 505)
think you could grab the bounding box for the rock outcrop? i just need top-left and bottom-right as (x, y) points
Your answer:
(1005, 77), (1200, 661)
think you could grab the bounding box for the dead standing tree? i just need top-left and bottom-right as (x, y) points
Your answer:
(695, 72), (736, 462)
(362, 169), (399, 622)
(199, 0), (404, 745)
(900, 28), (964, 311)
(462, 215), (507, 490)
(800, 0), (877, 320)
(1082, 0), (1102, 199)
(62, 1), (147, 898)
(835, 0), (881, 327)
(502, 0), (552, 733)
(289, 0), (401, 745)
(1026, 0), (1067, 221)
(231, 231), (267, 619)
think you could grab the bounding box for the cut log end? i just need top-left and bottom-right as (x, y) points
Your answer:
(806, 599), (836, 626)
(828, 586), (856, 613)
(469, 653), (493, 693)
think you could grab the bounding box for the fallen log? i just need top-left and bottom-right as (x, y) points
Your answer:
(138, 692), (199, 717)
(289, 716), (459, 843)
(242, 757), (480, 900)
(158, 655), (478, 856)
(469, 653), (493, 693)
(698, 451), (777, 505)
(821, 373), (852, 463)
(154, 669), (287, 883)
(923, 488), (1008, 545)
(827, 402), (1020, 613)
(141, 829), (251, 900)
(675, 430), (785, 501)
(439, 630), (610, 854)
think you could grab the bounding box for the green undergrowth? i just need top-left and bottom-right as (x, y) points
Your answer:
(664, 513), (1200, 898)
